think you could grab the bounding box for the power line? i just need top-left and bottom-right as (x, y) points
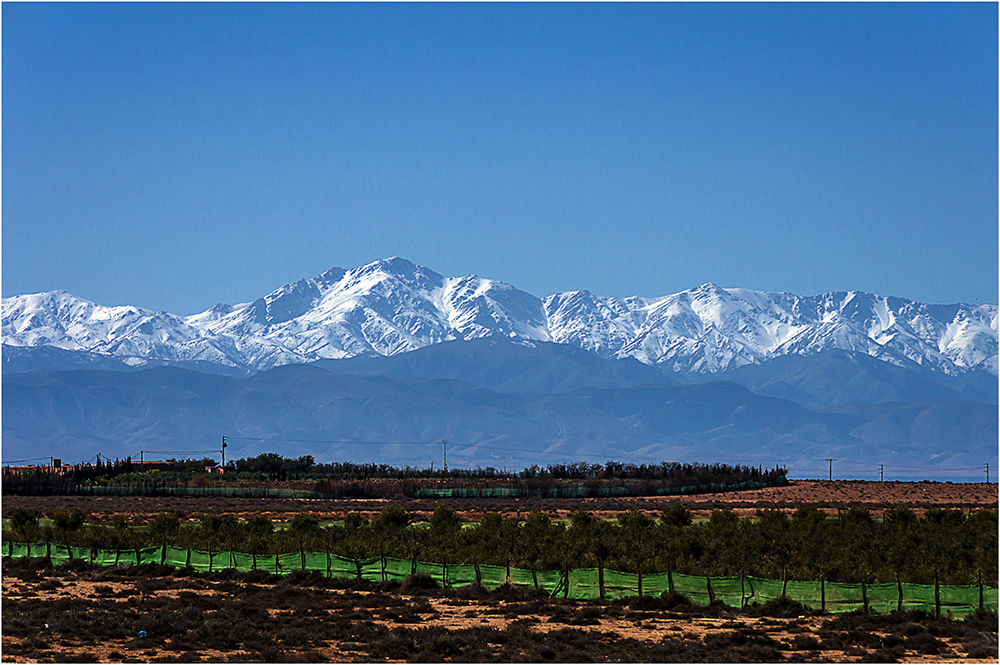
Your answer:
(2, 457), (52, 465)
(836, 459), (990, 472)
(224, 436), (435, 446)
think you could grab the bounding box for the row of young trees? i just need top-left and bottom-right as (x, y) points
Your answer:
(6, 504), (995, 587)
(3, 453), (787, 495)
(231, 456), (786, 485)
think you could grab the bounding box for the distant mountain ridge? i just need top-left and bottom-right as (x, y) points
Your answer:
(4, 257), (997, 379)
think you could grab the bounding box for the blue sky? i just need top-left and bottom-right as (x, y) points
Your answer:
(4, 3), (997, 314)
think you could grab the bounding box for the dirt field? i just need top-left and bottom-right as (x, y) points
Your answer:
(2, 559), (997, 663)
(3, 480), (998, 663)
(3, 480), (996, 525)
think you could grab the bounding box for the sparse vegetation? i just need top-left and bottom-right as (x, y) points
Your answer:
(2, 556), (995, 663)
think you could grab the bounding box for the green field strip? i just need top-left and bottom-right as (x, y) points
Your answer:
(4, 539), (995, 616)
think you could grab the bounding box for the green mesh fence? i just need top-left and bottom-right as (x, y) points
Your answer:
(228, 552), (252, 572)
(507, 565), (537, 590)
(329, 554), (357, 580)
(413, 560), (446, 586)
(866, 583), (899, 615)
(62, 486), (328, 499)
(642, 571), (671, 597)
(902, 583), (937, 614)
(478, 564), (507, 590)
(746, 576), (786, 606)
(672, 572), (712, 606)
(782, 579), (819, 610)
(186, 549), (211, 573)
(940, 585), (986, 615)
(164, 546), (187, 568)
(826, 581), (865, 614)
(91, 548), (119, 567)
(603, 569), (638, 601)
(383, 557), (413, 582)
(355, 556), (380, 583)
(708, 576), (745, 607)
(445, 564), (478, 588)
(568, 568), (601, 599)
(3, 540), (995, 615)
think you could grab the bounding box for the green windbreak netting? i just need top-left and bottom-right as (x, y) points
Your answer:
(359, 557), (383, 582)
(709, 576), (745, 608)
(507, 566), (538, 590)
(672, 573), (711, 606)
(46, 543), (68, 565)
(302, 551), (327, 576)
(642, 572), (671, 597)
(866, 583), (900, 615)
(90, 548), (119, 567)
(68, 545), (90, 562)
(2, 541), (994, 615)
(604, 569), (638, 601)
(938, 584), (988, 616)
(164, 546), (188, 569)
(71, 486), (328, 500)
(826, 581), (865, 614)
(782, 579), (821, 611)
(535, 569), (563, 596)
(901, 583), (936, 614)
(505, 566), (562, 594)
(986, 587), (999, 614)
(746, 577), (787, 607)
(383, 557), (413, 582)
(137, 546), (162, 566)
(478, 564), (507, 590)
(329, 554), (356, 580)
(187, 549), (212, 572)
(568, 568), (601, 600)
(445, 564), (478, 588)
(413, 561), (446, 586)
(275, 552), (300, 575)
(229, 552), (253, 572)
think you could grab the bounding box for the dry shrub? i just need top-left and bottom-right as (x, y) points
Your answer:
(401, 572), (439, 593)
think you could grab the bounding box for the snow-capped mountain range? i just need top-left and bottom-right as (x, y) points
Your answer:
(4, 257), (997, 377)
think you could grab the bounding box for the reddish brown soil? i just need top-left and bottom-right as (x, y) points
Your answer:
(3, 480), (996, 525)
(3, 565), (996, 663)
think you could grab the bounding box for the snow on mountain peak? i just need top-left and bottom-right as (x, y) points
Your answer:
(3, 259), (996, 376)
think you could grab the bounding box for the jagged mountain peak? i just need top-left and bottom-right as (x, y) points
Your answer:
(3, 258), (996, 377)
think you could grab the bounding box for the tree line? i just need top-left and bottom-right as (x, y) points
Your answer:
(2, 453), (786, 496)
(6, 504), (995, 587)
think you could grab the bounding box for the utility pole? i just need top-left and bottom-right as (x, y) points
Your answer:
(879, 464), (883, 482)
(221, 436), (227, 468)
(443, 439), (448, 473)
(140, 450), (144, 473)
(985, 463), (990, 484)
(824, 458), (836, 481)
